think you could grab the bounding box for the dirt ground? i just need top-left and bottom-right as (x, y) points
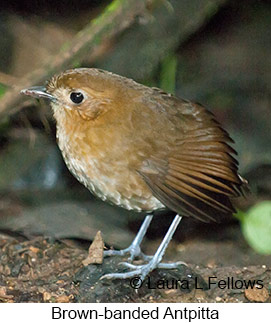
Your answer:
(0, 223), (270, 303)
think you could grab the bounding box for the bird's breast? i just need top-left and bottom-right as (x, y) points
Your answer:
(56, 122), (164, 212)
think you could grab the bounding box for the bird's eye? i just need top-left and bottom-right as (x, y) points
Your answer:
(70, 92), (84, 104)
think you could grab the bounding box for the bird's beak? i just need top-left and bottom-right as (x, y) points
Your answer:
(20, 86), (56, 101)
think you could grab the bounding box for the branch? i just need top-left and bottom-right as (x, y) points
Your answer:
(0, 0), (154, 119)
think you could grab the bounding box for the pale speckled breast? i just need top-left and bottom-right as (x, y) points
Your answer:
(56, 123), (165, 212)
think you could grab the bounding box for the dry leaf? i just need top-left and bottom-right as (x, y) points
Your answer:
(82, 231), (104, 266)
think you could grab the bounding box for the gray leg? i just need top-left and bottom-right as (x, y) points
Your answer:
(104, 214), (153, 261)
(101, 214), (185, 284)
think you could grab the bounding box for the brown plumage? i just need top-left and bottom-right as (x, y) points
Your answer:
(22, 68), (247, 222)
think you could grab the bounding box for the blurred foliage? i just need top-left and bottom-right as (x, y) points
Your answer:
(236, 201), (271, 255)
(174, 1), (271, 173)
(160, 53), (177, 94)
(0, 133), (63, 191)
(0, 116), (9, 134)
(96, 0), (226, 81)
(0, 83), (7, 97)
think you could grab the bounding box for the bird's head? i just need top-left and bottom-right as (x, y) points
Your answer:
(20, 68), (125, 123)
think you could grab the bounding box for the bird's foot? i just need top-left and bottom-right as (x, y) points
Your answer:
(101, 259), (187, 288)
(104, 214), (154, 262)
(102, 214), (185, 287)
(104, 245), (151, 262)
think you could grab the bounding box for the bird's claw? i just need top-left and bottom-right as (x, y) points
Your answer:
(104, 245), (150, 262)
(100, 262), (153, 284)
(100, 260), (187, 287)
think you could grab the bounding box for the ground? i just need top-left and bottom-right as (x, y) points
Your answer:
(0, 223), (270, 303)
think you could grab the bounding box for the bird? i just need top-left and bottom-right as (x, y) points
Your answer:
(21, 68), (247, 284)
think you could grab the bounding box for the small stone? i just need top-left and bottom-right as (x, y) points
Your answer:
(0, 286), (13, 300)
(0, 286), (6, 295)
(37, 287), (46, 293)
(43, 292), (52, 302)
(29, 246), (40, 253)
(245, 286), (269, 302)
(176, 244), (185, 252)
(163, 289), (177, 295)
(215, 296), (222, 302)
(20, 264), (30, 274)
(207, 259), (216, 268)
(195, 289), (206, 301)
(56, 295), (70, 303)
(3, 265), (11, 276)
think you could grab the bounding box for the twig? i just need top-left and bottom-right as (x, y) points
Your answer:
(0, 0), (155, 119)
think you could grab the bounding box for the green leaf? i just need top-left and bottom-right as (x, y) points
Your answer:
(0, 83), (7, 98)
(241, 201), (271, 255)
(160, 53), (177, 94)
(233, 209), (246, 222)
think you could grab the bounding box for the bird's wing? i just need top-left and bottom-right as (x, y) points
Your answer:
(138, 99), (245, 222)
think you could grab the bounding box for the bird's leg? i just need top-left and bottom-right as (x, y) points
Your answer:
(102, 214), (186, 285)
(104, 214), (153, 261)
